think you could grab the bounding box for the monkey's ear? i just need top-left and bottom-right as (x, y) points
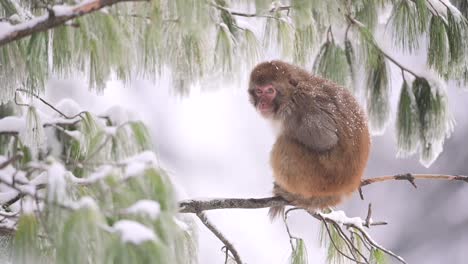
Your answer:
(288, 75), (298, 86)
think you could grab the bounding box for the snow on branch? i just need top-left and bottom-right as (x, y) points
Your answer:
(0, 0), (149, 47)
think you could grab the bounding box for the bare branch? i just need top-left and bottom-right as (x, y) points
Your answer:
(179, 196), (287, 213)
(16, 89), (86, 120)
(360, 173), (468, 186)
(179, 174), (468, 213)
(0, 153), (23, 170)
(0, 0), (149, 46)
(196, 211), (243, 264)
(209, 1), (285, 20)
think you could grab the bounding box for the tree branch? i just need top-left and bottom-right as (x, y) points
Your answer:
(196, 211), (243, 264)
(360, 173), (468, 187)
(0, 0), (149, 47)
(179, 196), (286, 213)
(179, 174), (468, 213)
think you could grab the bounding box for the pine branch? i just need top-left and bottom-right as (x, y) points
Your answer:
(0, 0), (149, 47)
(347, 16), (421, 78)
(209, 1), (288, 20)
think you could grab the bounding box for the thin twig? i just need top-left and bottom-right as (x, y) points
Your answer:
(0, 153), (23, 170)
(319, 215), (366, 264)
(15, 89), (86, 120)
(209, 1), (283, 20)
(349, 223), (407, 264)
(360, 173), (468, 186)
(332, 222), (369, 264)
(196, 211), (243, 264)
(284, 208), (300, 251)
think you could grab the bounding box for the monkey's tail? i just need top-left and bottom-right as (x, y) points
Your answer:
(268, 205), (285, 221)
(269, 182), (288, 221)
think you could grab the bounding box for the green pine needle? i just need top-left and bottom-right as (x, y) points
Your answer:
(446, 9), (468, 67)
(366, 53), (390, 134)
(345, 38), (356, 90)
(355, 0), (377, 31)
(388, 0), (422, 52)
(412, 77), (454, 165)
(312, 41), (351, 87)
(370, 248), (387, 264)
(214, 23), (236, 74)
(290, 239), (308, 264)
(396, 80), (420, 156)
(428, 15), (449, 75)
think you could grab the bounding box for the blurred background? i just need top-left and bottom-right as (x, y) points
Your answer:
(44, 68), (468, 263)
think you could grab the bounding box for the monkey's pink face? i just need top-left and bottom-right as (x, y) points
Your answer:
(254, 84), (277, 118)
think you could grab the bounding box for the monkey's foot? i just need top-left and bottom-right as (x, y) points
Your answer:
(270, 182), (341, 219)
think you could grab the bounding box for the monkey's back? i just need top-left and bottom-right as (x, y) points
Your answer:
(270, 80), (370, 204)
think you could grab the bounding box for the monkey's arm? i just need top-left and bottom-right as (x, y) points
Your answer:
(284, 92), (338, 152)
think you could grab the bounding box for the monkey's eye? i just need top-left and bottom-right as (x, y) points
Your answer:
(255, 88), (263, 95)
(266, 87), (275, 94)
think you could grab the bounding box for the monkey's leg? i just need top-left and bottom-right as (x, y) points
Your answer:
(271, 136), (363, 198)
(269, 183), (341, 220)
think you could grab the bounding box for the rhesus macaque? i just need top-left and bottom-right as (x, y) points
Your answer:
(248, 60), (370, 218)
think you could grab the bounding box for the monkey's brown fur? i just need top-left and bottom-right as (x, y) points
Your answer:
(248, 61), (370, 218)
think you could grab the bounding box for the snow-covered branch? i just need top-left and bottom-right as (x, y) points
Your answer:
(0, 0), (149, 46)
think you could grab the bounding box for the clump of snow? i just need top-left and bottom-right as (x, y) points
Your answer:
(113, 220), (157, 244)
(20, 107), (46, 157)
(70, 165), (113, 184)
(0, 156), (27, 187)
(64, 130), (83, 141)
(52, 5), (74, 16)
(0, 15), (49, 41)
(123, 151), (159, 178)
(174, 217), (190, 231)
(46, 162), (67, 202)
(104, 126), (118, 136)
(103, 106), (136, 126)
(125, 162), (147, 178)
(124, 151), (158, 165)
(0, 191), (19, 204)
(74, 196), (99, 211)
(54, 98), (83, 117)
(22, 197), (36, 214)
(123, 200), (161, 220)
(29, 172), (48, 186)
(0, 116), (25, 133)
(319, 210), (363, 228)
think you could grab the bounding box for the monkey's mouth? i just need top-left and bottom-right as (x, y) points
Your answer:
(257, 104), (274, 117)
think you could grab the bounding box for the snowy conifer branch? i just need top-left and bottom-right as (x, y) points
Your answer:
(0, 0), (149, 46)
